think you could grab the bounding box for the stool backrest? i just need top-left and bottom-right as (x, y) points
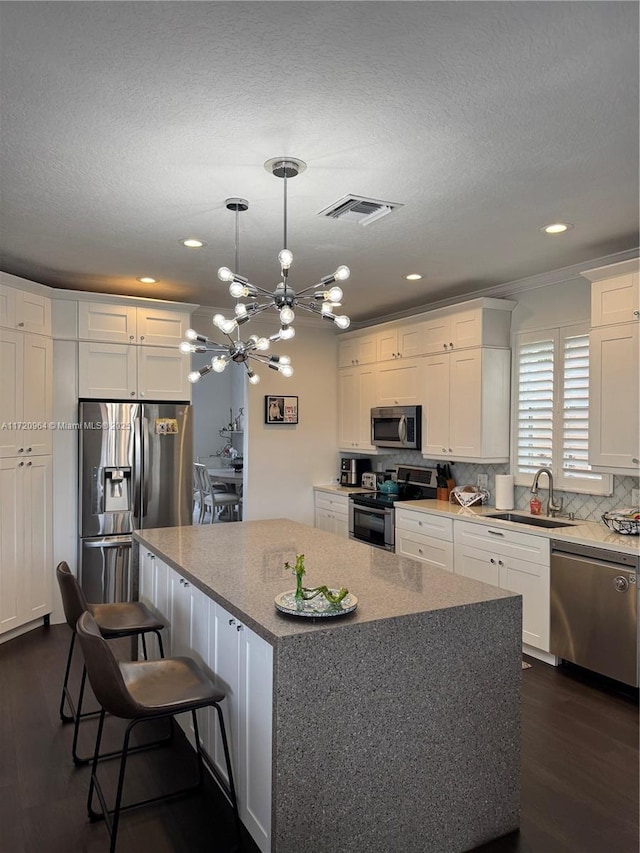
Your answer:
(56, 561), (90, 630)
(75, 611), (140, 718)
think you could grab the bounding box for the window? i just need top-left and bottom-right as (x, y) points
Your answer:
(513, 324), (612, 495)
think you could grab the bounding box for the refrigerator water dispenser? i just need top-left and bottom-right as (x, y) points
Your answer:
(104, 468), (131, 512)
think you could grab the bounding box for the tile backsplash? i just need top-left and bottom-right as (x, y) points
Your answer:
(374, 450), (639, 523)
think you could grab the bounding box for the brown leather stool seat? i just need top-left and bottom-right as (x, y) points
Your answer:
(56, 561), (166, 765)
(76, 611), (240, 853)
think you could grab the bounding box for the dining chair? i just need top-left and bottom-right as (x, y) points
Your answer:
(193, 462), (241, 523)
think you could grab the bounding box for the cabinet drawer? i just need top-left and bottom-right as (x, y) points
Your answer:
(314, 492), (349, 513)
(395, 509), (453, 541)
(395, 531), (453, 572)
(454, 520), (549, 563)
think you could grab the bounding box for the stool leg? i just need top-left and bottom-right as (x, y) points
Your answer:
(215, 702), (241, 842)
(141, 633), (148, 660)
(87, 709), (107, 821)
(155, 630), (165, 659)
(72, 666), (89, 766)
(109, 719), (136, 853)
(59, 630), (76, 722)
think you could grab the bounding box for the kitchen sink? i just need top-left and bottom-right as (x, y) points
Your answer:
(486, 512), (576, 529)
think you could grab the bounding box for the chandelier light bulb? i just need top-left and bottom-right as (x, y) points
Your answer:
(256, 337), (269, 351)
(234, 303), (248, 318)
(185, 328), (198, 341)
(248, 372), (260, 385)
(334, 314), (351, 330)
(211, 356), (227, 373)
(213, 314), (226, 330)
(334, 265), (350, 281)
(280, 364), (294, 378)
(218, 267), (234, 282)
(326, 286), (343, 303)
(279, 355), (291, 365)
(278, 248), (294, 269)
(321, 301), (333, 315)
(220, 318), (238, 334)
(279, 325), (295, 340)
(279, 306), (295, 325)
(229, 281), (248, 298)
(179, 341), (194, 354)
(188, 371), (201, 384)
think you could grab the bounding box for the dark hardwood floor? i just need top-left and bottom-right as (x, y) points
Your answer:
(1, 625), (638, 853)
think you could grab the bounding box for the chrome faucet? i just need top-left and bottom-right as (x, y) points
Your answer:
(530, 467), (563, 517)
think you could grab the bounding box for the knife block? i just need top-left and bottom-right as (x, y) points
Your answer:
(437, 487), (450, 502)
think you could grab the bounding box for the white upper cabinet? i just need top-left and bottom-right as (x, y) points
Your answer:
(0, 284), (51, 336)
(590, 272), (639, 327)
(376, 323), (426, 361)
(422, 305), (512, 354)
(78, 302), (191, 346)
(338, 363), (377, 451)
(337, 334), (377, 368)
(377, 358), (424, 406)
(78, 341), (191, 400)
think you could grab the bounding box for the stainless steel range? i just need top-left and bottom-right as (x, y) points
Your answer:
(349, 466), (437, 551)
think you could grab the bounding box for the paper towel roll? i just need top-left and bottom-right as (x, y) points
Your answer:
(495, 474), (515, 510)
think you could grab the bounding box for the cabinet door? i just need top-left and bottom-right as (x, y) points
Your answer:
(423, 315), (451, 354)
(0, 458), (23, 633)
(237, 624), (273, 852)
(376, 328), (398, 361)
(338, 335), (376, 368)
(356, 365), (377, 450)
(589, 324), (639, 470)
(169, 571), (192, 658)
(22, 455), (53, 624)
(0, 329), (23, 457)
(454, 543), (501, 587)
(451, 308), (481, 349)
(591, 274), (639, 327)
(314, 506), (334, 533)
(78, 342), (137, 399)
(23, 334), (53, 455)
(448, 349), (482, 457)
(502, 557), (549, 651)
(15, 291), (51, 336)
(423, 353), (450, 457)
(78, 303), (137, 343)
(0, 284), (16, 329)
(398, 323), (426, 358)
(377, 358), (423, 406)
(136, 307), (190, 347)
(137, 347), (191, 401)
(211, 603), (240, 787)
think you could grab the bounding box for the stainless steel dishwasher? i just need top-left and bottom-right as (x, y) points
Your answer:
(550, 540), (639, 686)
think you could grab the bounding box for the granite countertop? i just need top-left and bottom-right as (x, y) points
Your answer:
(394, 499), (640, 556)
(134, 520), (516, 644)
(313, 483), (369, 495)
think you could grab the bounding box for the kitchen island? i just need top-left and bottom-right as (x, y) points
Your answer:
(133, 520), (521, 853)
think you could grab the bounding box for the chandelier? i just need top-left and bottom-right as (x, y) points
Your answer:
(213, 157), (351, 342)
(179, 197), (293, 386)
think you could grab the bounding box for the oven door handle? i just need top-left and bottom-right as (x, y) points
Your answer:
(350, 501), (393, 518)
(398, 415), (407, 445)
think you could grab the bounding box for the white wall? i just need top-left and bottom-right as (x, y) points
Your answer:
(242, 318), (338, 525)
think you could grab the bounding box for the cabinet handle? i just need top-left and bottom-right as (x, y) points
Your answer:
(140, 392), (145, 397)
(633, 311), (639, 318)
(490, 558), (496, 564)
(632, 458), (639, 464)
(229, 618), (236, 626)
(441, 447), (447, 453)
(18, 461), (24, 467)
(237, 624), (244, 631)
(26, 447), (32, 452)
(418, 520), (422, 526)
(449, 342), (454, 348)
(183, 581), (190, 587)
(488, 530), (504, 536)
(418, 548), (423, 554)
(147, 552), (155, 559)
(448, 448), (453, 453)
(140, 336), (145, 341)
(18, 321), (25, 327)
(26, 461), (32, 466)
(130, 392), (135, 397)
(18, 447), (24, 453)
(498, 560), (504, 566)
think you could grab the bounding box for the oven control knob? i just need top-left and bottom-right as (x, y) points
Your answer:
(614, 576), (629, 592)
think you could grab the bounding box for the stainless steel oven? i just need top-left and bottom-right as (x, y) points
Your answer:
(349, 500), (395, 551)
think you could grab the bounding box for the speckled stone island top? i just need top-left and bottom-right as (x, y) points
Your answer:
(134, 520), (517, 645)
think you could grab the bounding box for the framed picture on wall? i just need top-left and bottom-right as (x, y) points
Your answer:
(265, 395), (298, 425)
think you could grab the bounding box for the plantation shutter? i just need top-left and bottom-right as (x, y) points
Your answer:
(516, 338), (555, 474)
(561, 334), (595, 479)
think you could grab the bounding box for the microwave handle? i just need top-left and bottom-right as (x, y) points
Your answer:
(399, 415), (407, 445)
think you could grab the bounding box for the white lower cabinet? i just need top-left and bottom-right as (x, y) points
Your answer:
(395, 508), (453, 572)
(138, 550), (273, 853)
(453, 521), (550, 651)
(314, 491), (349, 539)
(0, 455), (53, 634)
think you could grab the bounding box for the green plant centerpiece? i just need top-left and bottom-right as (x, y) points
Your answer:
(285, 554), (349, 611)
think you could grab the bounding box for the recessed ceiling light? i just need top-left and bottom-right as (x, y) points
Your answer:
(404, 273), (422, 281)
(181, 238), (206, 248)
(541, 222), (573, 234)
(137, 277), (157, 284)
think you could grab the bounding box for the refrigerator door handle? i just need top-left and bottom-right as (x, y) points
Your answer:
(133, 418), (142, 526)
(142, 417), (150, 519)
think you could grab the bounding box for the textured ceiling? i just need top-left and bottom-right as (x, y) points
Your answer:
(1, 1), (638, 323)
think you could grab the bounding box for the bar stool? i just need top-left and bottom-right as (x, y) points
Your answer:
(76, 610), (240, 853)
(56, 561), (167, 765)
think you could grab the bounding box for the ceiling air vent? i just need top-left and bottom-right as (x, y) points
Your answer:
(318, 195), (403, 227)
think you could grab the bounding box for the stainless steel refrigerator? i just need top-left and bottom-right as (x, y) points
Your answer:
(78, 400), (193, 603)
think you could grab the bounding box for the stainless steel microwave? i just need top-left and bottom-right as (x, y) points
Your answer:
(371, 405), (422, 450)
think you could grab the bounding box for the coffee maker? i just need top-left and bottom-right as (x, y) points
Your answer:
(340, 457), (372, 487)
